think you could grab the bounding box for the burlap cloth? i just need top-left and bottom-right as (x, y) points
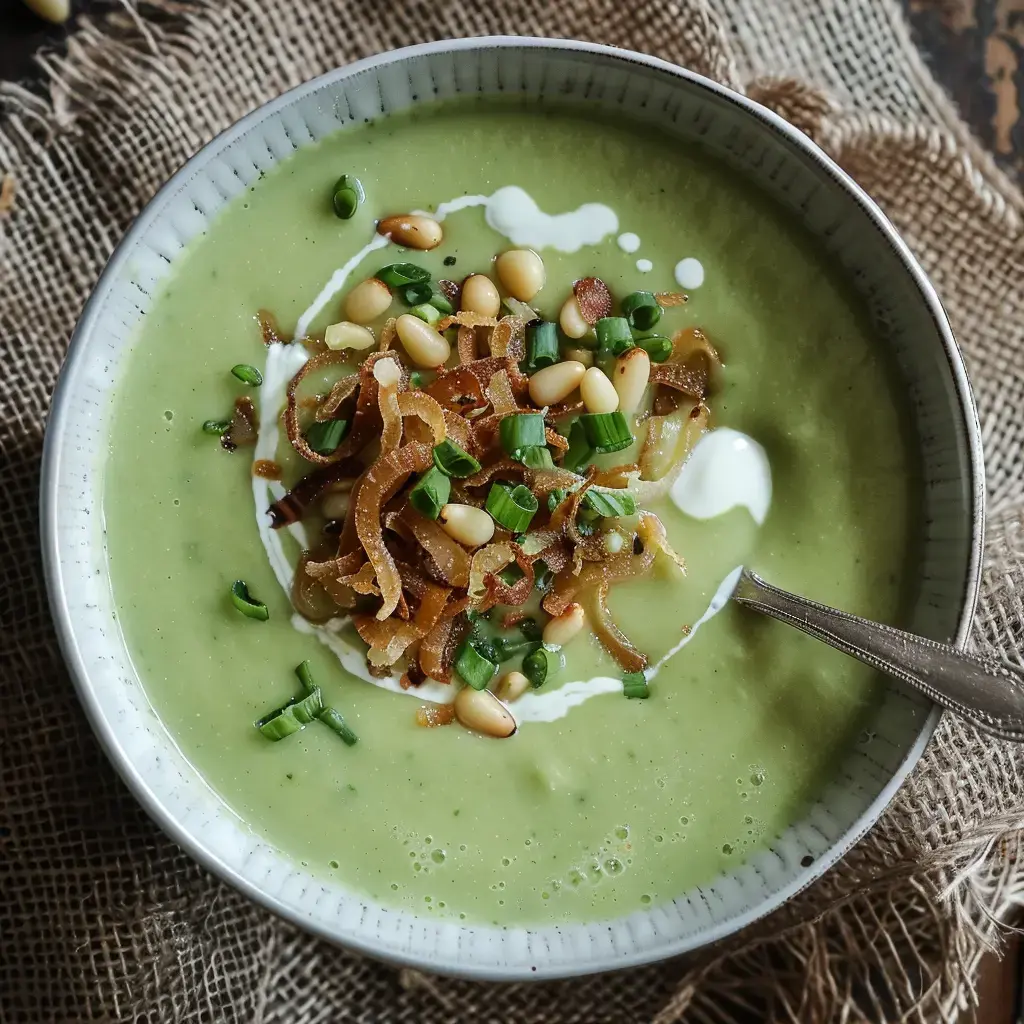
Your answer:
(3, 1), (1024, 1020)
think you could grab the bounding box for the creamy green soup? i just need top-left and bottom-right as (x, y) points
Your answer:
(104, 101), (919, 925)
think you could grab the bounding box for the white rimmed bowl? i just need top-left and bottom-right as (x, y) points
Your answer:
(41, 37), (984, 980)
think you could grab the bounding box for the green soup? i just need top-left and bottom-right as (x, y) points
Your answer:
(104, 101), (919, 925)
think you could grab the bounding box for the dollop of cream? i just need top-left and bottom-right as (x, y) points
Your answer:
(636, 258), (653, 273)
(484, 185), (618, 253)
(617, 232), (641, 253)
(674, 257), (704, 289)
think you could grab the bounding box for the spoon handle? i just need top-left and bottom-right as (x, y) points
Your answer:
(733, 570), (1024, 742)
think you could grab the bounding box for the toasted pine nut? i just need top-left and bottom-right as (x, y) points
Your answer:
(493, 670), (530, 703)
(454, 686), (517, 738)
(23, 0), (70, 23)
(438, 503), (495, 548)
(614, 347), (651, 414)
(542, 603), (586, 647)
(344, 278), (392, 324)
(377, 213), (443, 250)
(580, 366), (619, 414)
(324, 321), (375, 352)
(395, 314), (451, 368)
(563, 347), (595, 368)
(528, 360), (586, 407)
(461, 274), (501, 317)
(321, 490), (350, 520)
(559, 295), (591, 339)
(495, 249), (545, 301)
(372, 356), (402, 387)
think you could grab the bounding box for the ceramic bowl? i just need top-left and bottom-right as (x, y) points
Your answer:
(41, 37), (984, 980)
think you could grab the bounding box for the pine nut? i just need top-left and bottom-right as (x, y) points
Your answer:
(493, 670), (530, 703)
(613, 347), (651, 414)
(395, 314), (451, 368)
(454, 686), (517, 738)
(495, 249), (545, 301)
(321, 490), (350, 520)
(460, 274), (501, 317)
(542, 603), (586, 647)
(438, 503), (495, 548)
(324, 321), (375, 352)
(377, 214), (443, 250)
(344, 278), (392, 324)
(372, 356), (402, 387)
(23, 0), (70, 23)
(559, 295), (591, 339)
(580, 366), (619, 414)
(563, 347), (595, 368)
(528, 360), (586, 407)
(603, 530), (625, 554)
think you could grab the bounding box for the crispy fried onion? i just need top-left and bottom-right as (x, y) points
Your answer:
(488, 315), (525, 361)
(316, 372), (359, 422)
(355, 442), (432, 620)
(426, 365), (487, 414)
(293, 551), (352, 622)
(671, 327), (721, 368)
(482, 543), (535, 608)
(485, 369), (519, 416)
(378, 317), (397, 352)
(457, 324), (476, 365)
(222, 396), (258, 451)
(397, 391), (447, 446)
(648, 360), (710, 399)
(416, 702), (457, 727)
(655, 291), (688, 307)
(468, 543), (514, 602)
(437, 311), (500, 330)
(268, 457), (364, 528)
(633, 403), (709, 498)
(354, 616), (422, 668)
(401, 506), (472, 588)
(585, 584), (647, 672)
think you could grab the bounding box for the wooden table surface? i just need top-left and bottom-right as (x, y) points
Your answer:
(1, 0), (1020, 1020)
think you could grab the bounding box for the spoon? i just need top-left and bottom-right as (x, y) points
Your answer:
(733, 569), (1024, 742)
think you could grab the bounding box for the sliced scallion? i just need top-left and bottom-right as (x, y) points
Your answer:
(595, 317), (634, 356)
(485, 481), (538, 533)
(256, 687), (324, 740)
(231, 364), (264, 387)
(523, 646), (559, 688)
(409, 371), (425, 389)
(295, 659), (316, 694)
(376, 263), (430, 288)
(319, 706), (358, 746)
(305, 418), (348, 456)
(499, 413), (546, 458)
(582, 489), (637, 518)
(547, 488), (567, 513)
(622, 291), (662, 331)
(410, 302), (442, 325)
(455, 640), (498, 690)
(622, 670), (650, 699)
(563, 419), (594, 471)
(409, 466), (450, 520)
(331, 174), (364, 220)
(580, 411), (633, 454)
(637, 335), (673, 363)
(400, 281), (434, 306)
(433, 439), (481, 478)
(428, 288), (454, 314)
(230, 580), (269, 621)
(202, 418), (231, 436)
(519, 445), (554, 471)
(525, 320), (559, 372)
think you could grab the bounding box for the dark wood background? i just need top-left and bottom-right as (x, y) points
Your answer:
(0, 0), (1020, 1019)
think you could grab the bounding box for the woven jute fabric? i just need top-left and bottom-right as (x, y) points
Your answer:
(3, 1), (1024, 1021)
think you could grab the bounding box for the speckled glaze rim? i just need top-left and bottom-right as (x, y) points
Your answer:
(41, 37), (984, 981)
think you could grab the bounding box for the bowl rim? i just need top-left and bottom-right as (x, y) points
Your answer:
(40, 35), (985, 980)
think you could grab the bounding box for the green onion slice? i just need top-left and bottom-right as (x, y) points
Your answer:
(305, 418), (348, 456)
(595, 317), (634, 356)
(376, 263), (430, 288)
(499, 413), (546, 458)
(547, 488), (567, 513)
(622, 670), (650, 699)
(409, 371), (426, 389)
(455, 640), (498, 690)
(409, 302), (442, 325)
(523, 646), (560, 689)
(331, 174), (364, 220)
(433, 439), (481, 478)
(202, 418), (231, 436)
(231, 364), (264, 387)
(525, 320), (559, 372)
(401, 281), (434, 306)
(428, 288), (454, 314)
(636, 335), (673, 363)
(485, 481), (538, 532)
(230, 580), (269, 621)
(410, 466), (450, 520)
(622, 291), (662, 331)
(295, 659), (316, 693)
(582, 489), (637, 518)
(564, 419), (594, 471)
(580, 411), (633, 454)
(519, 446), (554, 471)
(256, 687), (324, 740)
(319, 707), (358, 746)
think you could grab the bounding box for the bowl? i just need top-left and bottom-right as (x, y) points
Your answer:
(41, 37), (984, 980)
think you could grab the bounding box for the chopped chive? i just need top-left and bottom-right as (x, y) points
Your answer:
(400, 281), (434, 306)
(455, 640), (498, 690)
(519, 617), (542, 642)
(637, 335), (673, 363)
(256, 687), (324, 740)
(428, 288), (454, 314)
(443, 255), (457, 266)
(202, 418), (231, 435)
(295, 659), (316, 694)
(564, 419), (594, 471)
(547, 488), (567, 513)
(622, 291), (662, 331)
(622, 670), (650, 699)
(230, 580), (269, 621)
(519, 445), (554, 471)
(499, 413), (546, 458)
(376, 263), (430, 288)
(305, 418), (348, 456)
(331, 174), (364, 220)
(410, 302), (442, 325)
(523, 646), (558, 688)
(582, 489), (637, 518)
(319, 707), (358, 746)
(410, 371), (425, 389)
(486, 481), (539, 532)
(231, 364), (263, 387)
(580, 411), (633, 454)
(534, 560), (554, 593)
(410, 466), (450, 520)
(494, 635), (540, 660)
(595, 317), (634, 356)
(433, 439), (481, 478)
(525, 320), (559, 372)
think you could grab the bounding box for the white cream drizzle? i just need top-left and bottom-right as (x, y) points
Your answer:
(255, 188), (769, 726)
(674, 257), (705, 290)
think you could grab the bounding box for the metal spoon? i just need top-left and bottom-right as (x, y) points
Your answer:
(733, 569), (1024, 742)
